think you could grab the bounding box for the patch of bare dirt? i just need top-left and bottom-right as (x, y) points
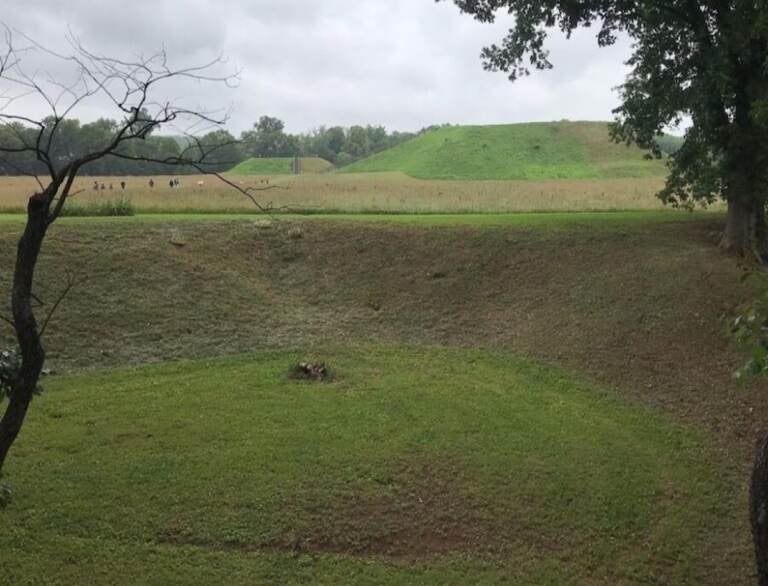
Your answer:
(291, 461), (511, 558)
(156, 460), (551, 560)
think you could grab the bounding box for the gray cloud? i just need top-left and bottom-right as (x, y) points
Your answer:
(2, 0), (632, 134)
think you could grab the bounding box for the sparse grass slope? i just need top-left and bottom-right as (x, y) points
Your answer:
(342, 122), (668, 180)
(230, 157), (333, 175)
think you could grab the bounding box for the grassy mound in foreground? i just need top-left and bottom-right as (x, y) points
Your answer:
(2, 346), (728, 584)
(342, 121), (668, 180)
(229, 157), (333, 175)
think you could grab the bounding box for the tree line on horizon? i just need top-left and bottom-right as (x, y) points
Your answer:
(0, 115), (428, 177)
(242, 115), (425, 167)
(1, 114), (683, 178)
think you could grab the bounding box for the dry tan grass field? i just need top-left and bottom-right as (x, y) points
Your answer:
(0, 171), (673, 213)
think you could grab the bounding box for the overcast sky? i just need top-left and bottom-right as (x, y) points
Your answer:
(2, 0), (634, 135)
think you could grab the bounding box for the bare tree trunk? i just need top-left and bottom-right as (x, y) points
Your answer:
(720, 198), (768, 262)
(0, 194), (49, 475)
(755, 204), (768, 261)
(720, 198), (751, 254)
(0, 32), (240, 480)
(752, 434), (768, 586)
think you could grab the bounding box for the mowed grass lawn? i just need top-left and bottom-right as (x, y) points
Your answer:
(1, 346), (731, 585)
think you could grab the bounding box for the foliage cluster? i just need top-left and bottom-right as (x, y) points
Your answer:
(0, 348), (43, 404)
(0, 348), (18, 403)
(0, 114), (423, 176)
(729, 272), (768, 379)
(58, 197), (136, 217)
(242, 115), (422, 167)
(445, 0), (768, 238)
(0, 119), (240, 177)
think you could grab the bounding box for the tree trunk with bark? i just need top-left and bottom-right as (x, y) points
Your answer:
(0, 33), (239, 480)
(718, 79), (768, 261)
(719, 197), (768, 262)
(0, 193), (49, 475)
(752, 434), (768, 586)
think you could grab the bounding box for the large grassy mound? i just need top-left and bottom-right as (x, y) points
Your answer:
(341, 121), (668, 180)
(229, 157), (333, 175)
(2, 346), (727, 583)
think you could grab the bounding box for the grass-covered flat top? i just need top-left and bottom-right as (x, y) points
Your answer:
(1, 346), (734, 584)
(229, 157), (333, 175)
(342, 121), (668, 180)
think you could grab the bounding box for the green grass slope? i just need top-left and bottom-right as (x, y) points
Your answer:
(229, 157), (333, 175)
(2, 346), (729, 584)
(0, 216), (760, 582)
(342, 121), (668, 180)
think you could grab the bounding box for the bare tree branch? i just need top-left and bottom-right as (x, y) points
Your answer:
(101, 138), (290, 216)
(0, 155), (44, 190)
(0, 23), (253, 474)
(1, 23), (241, 197)
(39, 272), (76, 339)
(0, 24), (259, 473)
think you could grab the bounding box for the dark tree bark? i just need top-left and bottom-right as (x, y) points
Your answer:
(719, 112), (768, 261)
(0, 29), (252, 480)
(0, 193), (48, 472)
(718, 62), (768, 262)
(720, 198), (753, 255)
(720, 198), (768, 262)
(752, 434), (768, 586)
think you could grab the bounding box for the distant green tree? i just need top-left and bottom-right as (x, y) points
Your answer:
(241, 116), (299, 158)
(190, 130), (243, 172)
(295, 125), (415, 166)
(443, 0), (768, 259)
(388, 130), (418, 149)
(364, 125), (389, 153)
(344, 126), (371, 158)
(297, 126), (347, 163)
(335, 151), (355, 167)
(0, 115), (206, 176)
(1, 115), (417, 174)
(325, 126), (347, 157)
(0, 123), (40, 175)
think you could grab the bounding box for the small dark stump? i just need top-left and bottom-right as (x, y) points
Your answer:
(290, 362), (330, 382)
